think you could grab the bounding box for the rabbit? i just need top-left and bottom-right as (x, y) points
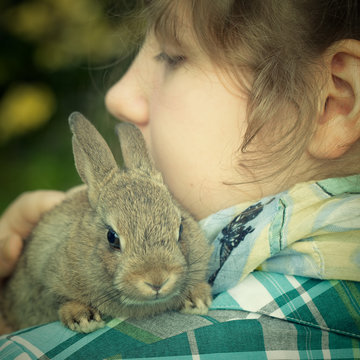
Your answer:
(0, 112), (212, 334)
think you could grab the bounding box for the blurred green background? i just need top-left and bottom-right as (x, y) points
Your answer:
(0, 0), (140, 212)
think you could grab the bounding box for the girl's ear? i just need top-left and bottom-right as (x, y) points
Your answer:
(308, 39), (360, 159)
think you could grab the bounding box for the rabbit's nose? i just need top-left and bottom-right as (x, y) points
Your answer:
(145, 279), (169, 293)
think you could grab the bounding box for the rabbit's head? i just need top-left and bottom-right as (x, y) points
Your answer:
(69, 113), (208, 317)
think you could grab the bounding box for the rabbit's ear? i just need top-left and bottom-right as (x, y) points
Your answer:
(69, 112), (118, 205)
(116, 122), (162, 181)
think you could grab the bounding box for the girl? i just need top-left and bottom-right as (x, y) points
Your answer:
(1, 0), (360, 358)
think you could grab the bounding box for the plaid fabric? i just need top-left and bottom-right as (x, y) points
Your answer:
(1, 272), (359, 359)
(1, 175), (359, 359)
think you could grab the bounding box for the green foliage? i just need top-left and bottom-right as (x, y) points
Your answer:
(0, 0), (140, 212)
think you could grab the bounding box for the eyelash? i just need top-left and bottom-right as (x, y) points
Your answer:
(154, 52), (186, 68)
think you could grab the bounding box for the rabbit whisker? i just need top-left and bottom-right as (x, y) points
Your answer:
(92, 287), (122, 308)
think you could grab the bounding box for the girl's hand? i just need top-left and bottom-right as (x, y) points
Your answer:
(0, 190), (65, 280)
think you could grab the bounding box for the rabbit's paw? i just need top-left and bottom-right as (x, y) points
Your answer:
(59, 301), (105, 333)
(180, 282), (212, 315)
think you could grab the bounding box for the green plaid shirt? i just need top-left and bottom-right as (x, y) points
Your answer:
(1, 272), (359, 359)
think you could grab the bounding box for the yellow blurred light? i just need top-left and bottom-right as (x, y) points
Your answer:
(0, 84), (56, 143)
(2, 0), (139, 70)
(2, 2), (53, 41)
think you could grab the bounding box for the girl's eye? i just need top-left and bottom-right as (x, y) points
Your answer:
(154, 52), (186, 68)
(107, 228), (121, 251)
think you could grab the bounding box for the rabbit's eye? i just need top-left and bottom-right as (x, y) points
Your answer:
(107, 228), (121, 251)
(178, 223), (183, 242)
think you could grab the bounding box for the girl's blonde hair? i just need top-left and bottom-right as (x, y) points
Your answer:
(141, 0), (360, 183)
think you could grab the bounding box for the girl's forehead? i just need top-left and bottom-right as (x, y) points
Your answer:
(147, 4), (195, 51)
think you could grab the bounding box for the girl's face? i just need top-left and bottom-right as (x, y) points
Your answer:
(106, 33), (258, 220)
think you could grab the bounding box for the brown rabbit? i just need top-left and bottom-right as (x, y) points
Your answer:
(0, 112), (212, 334)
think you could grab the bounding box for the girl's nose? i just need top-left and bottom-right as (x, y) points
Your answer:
(105, 59), (149, 126)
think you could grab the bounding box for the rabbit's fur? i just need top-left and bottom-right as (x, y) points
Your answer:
(0, 112), (212, 333)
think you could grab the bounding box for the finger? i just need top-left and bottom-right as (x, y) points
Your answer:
(18, 190), (65, 227)
(0, 235), (23, 279)
(4, 190), (65, 239)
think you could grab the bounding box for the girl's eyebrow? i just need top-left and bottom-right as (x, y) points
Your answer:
(153, 33), (186, 53)
(150, 18), (198, 51)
